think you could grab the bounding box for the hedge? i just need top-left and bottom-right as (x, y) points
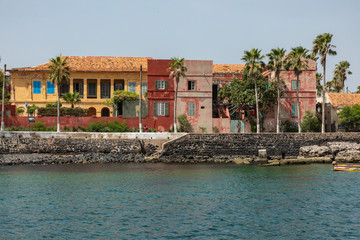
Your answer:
(37, 107), (89, 117)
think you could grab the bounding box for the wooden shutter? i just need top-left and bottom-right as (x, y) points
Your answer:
(153, 102), (158, 116)
(164, 81), (168, 89)
(155, 80), (159, 89)
(47, 81), (55, 94)
(292, 103), (297, 116)
(33, 81), (41, 94)
(165, 102), (169, 116)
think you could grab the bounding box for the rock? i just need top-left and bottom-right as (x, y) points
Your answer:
(335, 149), (360, 162)
(327, 142), (360, 154)
(299, 145), (331, 157)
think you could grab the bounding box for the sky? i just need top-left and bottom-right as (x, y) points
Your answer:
(1, 0), (359, 91)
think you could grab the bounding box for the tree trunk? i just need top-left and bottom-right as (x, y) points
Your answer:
(254, 76), (260, 133)
(321, 59), (326, 133)
(276, 75), (280, 133)
(297, 75), (301, 133)
(174, 76), (179, 133)
(57, 82), (60, 133)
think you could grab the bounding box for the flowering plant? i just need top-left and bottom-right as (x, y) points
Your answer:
(103, 90), (139, 106)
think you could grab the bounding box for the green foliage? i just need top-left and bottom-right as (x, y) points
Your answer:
(338, 105), (360, 131)
(327, 61), (352, 93)
(282, 120), (298, 132)
(316, 73), (323, 97)
(0, 70), (10, 102)
(62, 92), (81, 108)
(30, 121), (56, 131)
(212, 126), (220, 133)
(86, 120), (129, 132)
(16, 108), (25, 114)
(104, 90), (139, 106)
(48, 54), (70, 88)
(301, 111), (321, 132)
(28, 104), (37, 116)
(199, 126), (206, 133)
(37, 107), (88, 117)
(46, 101), (62, 108)
(5, 126), (26, 131)
(178, 114), (191, 132)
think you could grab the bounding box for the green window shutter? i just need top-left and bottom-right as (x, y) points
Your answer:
(292, 80), (298, 90)
(292, 103), (297, 116)
(188, 102), (196, 116)
(165, 81), (168, 89)
(153, 102), (158, 116)
(165, 102), (169, 116)
(155, 80), (159, 90)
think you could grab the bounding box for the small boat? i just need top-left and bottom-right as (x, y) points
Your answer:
(333, 165), (360, 172)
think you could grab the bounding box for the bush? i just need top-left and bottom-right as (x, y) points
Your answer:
(5, 126), (26, 131)
(30, 121), (55, 131)
(86, 120), (129, 132)
(212, 126), (220, 133)
(37, 107), (89, 117)
(46, 101), (62, 108)
(178, 114), (192, 132)
(16, 108), (25, 115)
(282, 120), (298, 132)
(301, 111), (321, 132)
(199, 126), (206, 133)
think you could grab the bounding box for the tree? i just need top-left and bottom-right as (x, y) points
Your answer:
(356, 86), (360, 94)
(338, 105), (360, 131)
(327, 61), (352, 93)
(267, 48), (286, 133)
(169, 57), (187, 133)
(48, 54), (70, 132)
(301, 111), (321, 132)
(241, 49), (265, 133)
(316, 73), (323, 97)
(312, 33), (337, 133)
(0, 70), (10, 102)
(218, 73), (279, 132)
(285, 46), (312, 133)
(62, 92), (81, 108)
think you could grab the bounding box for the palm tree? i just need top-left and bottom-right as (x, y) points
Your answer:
(62, 92), (81, 108)
(267, 48), (286, 133)
(168, 57), (187, 133)
(316, 73), (323, 97)
(312, 33), (337, 133)
(48, 54), (70, 132)
(285, 46), (311, 133)
(330, 61), (352, 93)
(242, 49), (265, 133)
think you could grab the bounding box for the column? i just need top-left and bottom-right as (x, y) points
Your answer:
(110, 79), (114, 98)
(97, 79), (101, 99)
(84, 79), (88, 100)
(69, 78), (73, 93)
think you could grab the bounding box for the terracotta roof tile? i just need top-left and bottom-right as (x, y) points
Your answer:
(9, 56), (152, 72)
(213, 64), (245, 74)
(328, 93), (360, 108)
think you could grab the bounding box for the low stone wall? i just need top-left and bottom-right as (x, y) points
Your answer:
(2, 132), (360, 165)
(159, 133), (360, 163)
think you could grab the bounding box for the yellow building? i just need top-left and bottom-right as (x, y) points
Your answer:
(8, 56), (150, 116)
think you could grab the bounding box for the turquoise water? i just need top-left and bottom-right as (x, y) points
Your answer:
(0, 163), (359, 239)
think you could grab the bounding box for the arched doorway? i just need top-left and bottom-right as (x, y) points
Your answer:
(88, 107), (97, 116)
(101, 107), (110, 117)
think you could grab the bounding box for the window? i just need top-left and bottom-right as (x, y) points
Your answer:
(61, 83), (69, 95)
(101, 80), (111, 99)
(73, 79), (84, 98)
(292, 80), (298, 90)
(141, 82), (148, 95)
(188, 81), (196, 90)
(153, 102), (169, 116)
(129, 82), (137, 93)
(155, 80), (168, 90)
(114, 79), (124, 91)
(47, 81), (55, 94)
(292, 103), (298, 116)
(188, 102), (196, 116)
(33, 81), (41, 94)
(88, 80), (97, 98)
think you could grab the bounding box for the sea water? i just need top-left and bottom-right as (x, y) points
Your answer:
(0, 163), (359, 239)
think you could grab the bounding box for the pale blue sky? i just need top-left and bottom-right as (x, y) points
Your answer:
(1, 0), (359, 91)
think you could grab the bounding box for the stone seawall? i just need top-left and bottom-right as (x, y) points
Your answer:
(159, 133), (360, 164)
(1, 132), (360, 165)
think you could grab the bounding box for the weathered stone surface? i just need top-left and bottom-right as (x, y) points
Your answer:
(327, 142), (360, 154)
(299, 145), (331, 157)
(335, 150), (360, 162)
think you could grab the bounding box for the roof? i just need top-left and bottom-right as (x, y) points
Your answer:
(328, 93), (360, 108)
(213, 64), (245, 74)
(9, 56), (152, 72)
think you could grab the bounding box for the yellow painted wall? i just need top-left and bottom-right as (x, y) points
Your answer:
(9, 71), (148, 116)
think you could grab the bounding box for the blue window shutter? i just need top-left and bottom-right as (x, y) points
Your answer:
(33, 81), (41, 94)
(47, 81), (55, 94)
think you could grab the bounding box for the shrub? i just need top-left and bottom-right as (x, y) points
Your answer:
(37, 107), (88, 117)
(301, 111), (321, 132)
(178, 114), (191, 132)
(5, 126), (26, 131)
(282, 120), (298, 132)
(107, 120), (129, 132)
(199, 126), (206, 133)
(28, 104), (37, 116)
(30, 121), (48, 131)
(16, 108), (25, 115)
(86, 120), (129, 132)
(46, 101), (62, 108)
(212, 126), (220, 133)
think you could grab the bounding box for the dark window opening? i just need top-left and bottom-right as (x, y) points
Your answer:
(101, 80), (111, 99)
(188, 81), (196, 90)
(114, 79), (124, 91)
(73, 79), (84, 98)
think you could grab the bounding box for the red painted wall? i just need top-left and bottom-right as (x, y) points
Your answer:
(0, 104), (16, 116)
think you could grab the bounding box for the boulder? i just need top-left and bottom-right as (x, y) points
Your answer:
(299, 145), (331, 157)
